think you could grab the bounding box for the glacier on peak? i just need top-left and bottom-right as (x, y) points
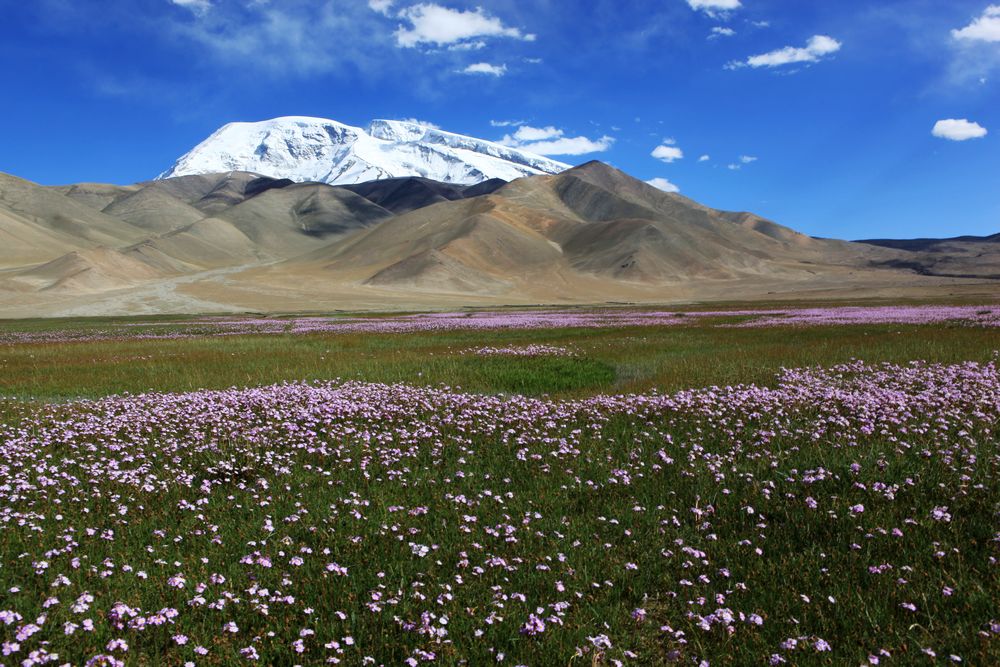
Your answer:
(158, 116), (571, 186)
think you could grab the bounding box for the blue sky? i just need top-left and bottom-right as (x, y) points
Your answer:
(1, 0), (998, 240)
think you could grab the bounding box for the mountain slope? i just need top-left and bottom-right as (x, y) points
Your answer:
(159, 117), (570, 186)
(0, 162), (995, 317)
(858, 234), (1000, 279)
(340, 176), (506, 215)
(288, 162), (902, 296)
(0, 173), (150, 267)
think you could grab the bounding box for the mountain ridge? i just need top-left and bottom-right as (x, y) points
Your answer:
(159, 116), (571, 186)
(0, 163), (996, 317)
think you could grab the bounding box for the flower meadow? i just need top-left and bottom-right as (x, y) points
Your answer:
(1, 304), (999, 346)
(0, 359), (998, 665)
(461, 345), (577, 357)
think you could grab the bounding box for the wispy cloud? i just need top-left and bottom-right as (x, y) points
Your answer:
(932, 119), (988, 141)
(165, 0), (393, 77)
(710, 26), (736, 38)
(499, 125), (614, 156)
(396, 117), (440, 129)
(727, 155), (757, 170)
(727, 35), (842, 69)
(490, 119), (525, 127)
(168, 0), (212, 15)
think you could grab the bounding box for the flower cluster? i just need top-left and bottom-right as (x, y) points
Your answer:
(461, 345), (577, 357)
(2, 304), (999, 345)
(0, 360), (996, 663)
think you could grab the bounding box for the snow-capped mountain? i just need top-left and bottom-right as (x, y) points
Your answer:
(158, 117), (571, 185)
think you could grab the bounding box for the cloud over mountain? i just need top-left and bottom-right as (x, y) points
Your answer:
(498, 125), (614, 156)
(646, 177), (680, 193)
(651, 145), (684, 163)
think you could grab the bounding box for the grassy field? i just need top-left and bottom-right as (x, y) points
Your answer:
(0, 307), (997, 665)
(1, 315), (999, 401)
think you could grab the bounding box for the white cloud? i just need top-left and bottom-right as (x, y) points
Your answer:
(368, 0), (395, 16)
(698, 154), (711, 162)
(740, 155), (757, 163)
(522, 136), (615, 155)
(646, 177), (680, 193)
(687, 0), (741, 17)
(460, 62), (507, 76)
(499, 125), (614, 156)
(508, 125), (562, 141)
(932, 118), (988, 141)
(169, 0), (212, 14)
(710, 26), (736, 38)
(727, 35), (842, 69)
(952, 5), (1000, 42)
(490, 119), (525, 127)
(651, 144), (684, 163)
(395, 4), (534, 48)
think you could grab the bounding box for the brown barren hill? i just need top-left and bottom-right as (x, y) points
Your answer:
(0, 162), (997, 316)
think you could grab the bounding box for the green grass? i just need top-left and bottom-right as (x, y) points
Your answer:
(0, 319), (997, 401)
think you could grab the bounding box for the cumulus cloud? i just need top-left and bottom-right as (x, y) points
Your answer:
(698, 154), (711, 162)
(932, 118), (988, 141)
(506, 125), (561, 141)
(499, 125), (615, 156)
(395, 4), (534, 48)
(952, 5), (1000, 42)
(460, 62), (507, 76)
(368, 0), (395, 16)
(727, 35), (842, 69)
(169, 0), (212, 14)
(710, 26), (736, 38)
(523, 136), (614, 155)
(646, 177), (680, 193)
(687, 0), (741, 17)
(651, 144), (684, 163)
